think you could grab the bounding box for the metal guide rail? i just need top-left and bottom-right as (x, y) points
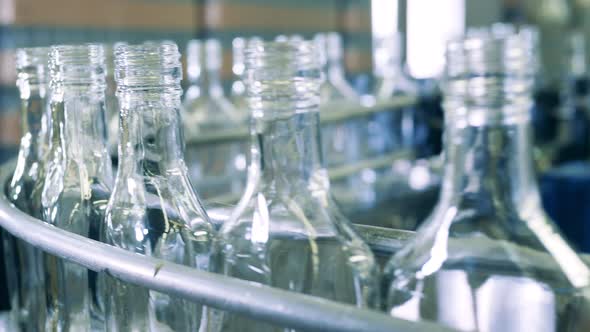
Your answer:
(0, 160), (453, 332)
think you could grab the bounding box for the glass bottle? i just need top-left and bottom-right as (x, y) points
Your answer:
(105, 43), (122, 158)
(104, 41), (215, 332)
(313, 32), (375, 210)
(385, 32), (590, 331)
(314, 32), (359, 103)
(313, 32), (361, 166)
(230, 37), (248, 112)
(372, 32), (418, 151)
(182, 39), (246, 201)
(3, 47), (50, 332)
(217, 40), (379, 332)
(42, 44), (113, 331)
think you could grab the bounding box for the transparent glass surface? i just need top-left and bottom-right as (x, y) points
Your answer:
(182, 39), (247, 201)
(3, 47), (50, 332)
(104, 42), (215, 332)
(217, 40), (379, 332)
(41, 44), (113, 332)
(385, 32), (590, 332)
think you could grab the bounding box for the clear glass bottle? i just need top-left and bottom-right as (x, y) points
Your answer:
(182, 39), (246, 200)
(314, 32), (359, 103)
(104, 41), (215, 332)
(3, 47), (50, 332)
(230, 37), (248, 112)
(42, 44), (113, 331)
(385, 33), (590, 331)
(313, 32), (374, 210)
(217, 40), (379, 332)
(105, 43), (122, 157)
(372, 32), (418, 151)
(313, 32), (361, 166)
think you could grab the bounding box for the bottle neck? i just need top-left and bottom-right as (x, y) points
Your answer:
(439, 116), (541, 218)
(249, 108), (328, 198)
(49, 86), (111, 180)
(18, 80), (49, 164)
(188, 67), (224, 98)
(118, 90), (186, 176)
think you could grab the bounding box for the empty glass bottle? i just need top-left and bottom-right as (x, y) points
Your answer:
(230, 37), (248, 112)
(182, 39), (246, 200)
(104, 41), (216, 332)
(313, 32), (377, 211)
(3, 47), (50, 332)
(313, 32), (361, 166)
(385, 32), (590, 331)
(42, 44), (113, 331)
(314, 32), (359, 103)
(217, 40), (379, 332)
(372, 32), (419, 151)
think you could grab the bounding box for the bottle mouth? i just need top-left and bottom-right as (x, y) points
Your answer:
(244, 40), (322, 117)
(186, 39), (222, 80)
(443, 32), (535, 126)
(49, 44), (106, 90)
(115, 41), (182, 91)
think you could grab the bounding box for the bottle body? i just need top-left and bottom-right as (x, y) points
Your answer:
(218, 40), (379, 331)
(41, 45), (112, 331)
(182, 39), (246, 201)
(104, 41), (215, 332)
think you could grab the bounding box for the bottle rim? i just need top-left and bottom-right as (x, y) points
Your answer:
(115, 41), (182, 91)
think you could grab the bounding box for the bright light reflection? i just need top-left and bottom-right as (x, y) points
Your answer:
(407, 0), (465, 79)
(371, 0), (398, 39)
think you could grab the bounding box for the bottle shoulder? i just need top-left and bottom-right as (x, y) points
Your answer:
(219, 191), (375, 264)
(385, 203), (589, 291)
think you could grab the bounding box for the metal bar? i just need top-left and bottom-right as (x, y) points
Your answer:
(0, 162), (453, 332)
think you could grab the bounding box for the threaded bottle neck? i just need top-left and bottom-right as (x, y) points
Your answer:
(244, 40), (322, 118)
(115, 41), (181, 94)
(443, 33), (535, 127)
(49, 44), (106, 99)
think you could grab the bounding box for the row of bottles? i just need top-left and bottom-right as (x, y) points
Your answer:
(3, 28), (590, 332)
(3, 40), (378, 331)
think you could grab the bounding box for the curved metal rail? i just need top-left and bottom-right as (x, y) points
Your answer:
(0, 161), (453, 332)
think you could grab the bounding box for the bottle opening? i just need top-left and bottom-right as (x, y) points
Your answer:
(114, 41), (182, 92)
